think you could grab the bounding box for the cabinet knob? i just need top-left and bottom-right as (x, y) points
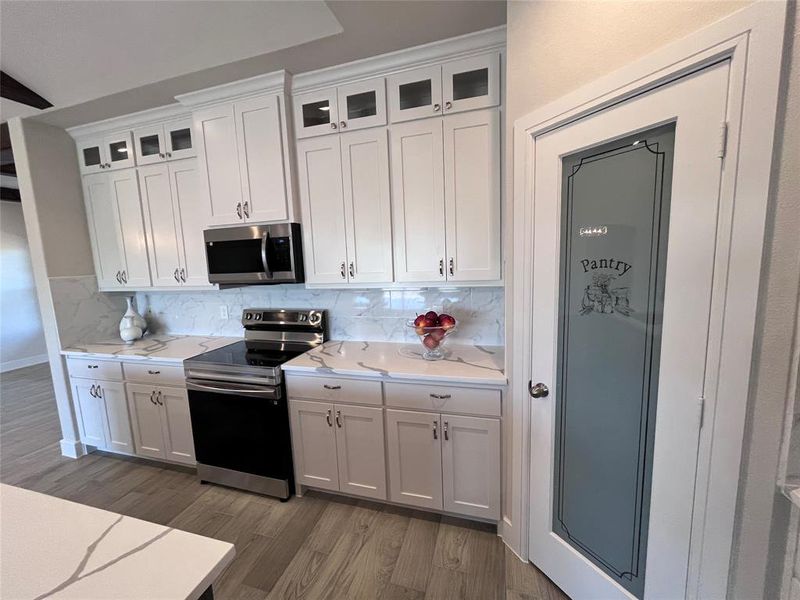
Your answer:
(433, 103), (441, 112)
(242, 202), (250, 219)
(340, 121), (347, 129)
(159, 153), (165, 158)
(99, 164), (106, 169)
(445, 101), (453, 110)
(166, 152), (172, 158)
(236, 202), (243, 219)
(174, 268), (180, 283)
(449, 258), (454, 276)
(349, 262), (355, 278)
(340, 262), (346, 279)
(438, 259), (444, 277)
(331, 122), (338, 130)
(180, 268), (186, 283)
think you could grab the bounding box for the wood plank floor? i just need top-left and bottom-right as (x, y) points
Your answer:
(0, 363), (569, 599)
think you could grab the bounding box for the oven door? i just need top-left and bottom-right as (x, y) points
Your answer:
(186, 379), (294, 484)
(204, 223), (304, 285)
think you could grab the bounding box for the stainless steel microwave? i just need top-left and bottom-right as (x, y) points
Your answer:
(204, 223), (304, 286)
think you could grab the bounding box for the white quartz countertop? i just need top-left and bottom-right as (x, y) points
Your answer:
(0, 484), (234, 599)
(61, 334), (239, 363)
(282, 340), (505, 385)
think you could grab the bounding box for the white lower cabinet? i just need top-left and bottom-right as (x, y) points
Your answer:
(72, 378), (134, 454)
(127, 383), (195, 465)
(289, 399), (387, 500)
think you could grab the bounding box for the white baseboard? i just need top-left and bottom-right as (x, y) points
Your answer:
(59, 439), (86, 459)
(0, 353), (48, 373)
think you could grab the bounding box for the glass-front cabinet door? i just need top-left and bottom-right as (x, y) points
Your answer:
(388, 65), (443, 123)
(294, 88), (339, 139)
(103, 131), (135, 170)
(165, 117), (195, 160)
(77, 137), (106, 175)
(133, 124), (165, 166)
(442, 52), (500, 115)
(336, 77), (386, 132)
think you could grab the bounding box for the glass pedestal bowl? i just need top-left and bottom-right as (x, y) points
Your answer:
(407, 321), (457, 361)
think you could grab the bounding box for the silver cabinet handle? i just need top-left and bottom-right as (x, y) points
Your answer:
(87, 364), (98, 369)
(180, 268), (186, 283)
(439, 259), (444, 276)
(430, 393), (451, 400)
(115, 271), (122, 283)
(96, 385), (102, 398)
(174, 268), (180, 283)
(433, 420), (438, 439)
(323, 384), (341, 390)
(149, 391), (157, 405)
(147, 370), (160, 375)
(335, 409), (342, 428)
(330, 122), (338, 130)
(349, 262), (355, 278)
(340, 262), (346, 279)
(444, 420), (449, 440)
(326, 409), (333, 427)
(445, 101), (452, 110)
(243, 202), (250, 219)
(99, 163), (106, 169)
(89, 384), (96, 398)
(166, 152), (172, 158)
(159, 153), (165, 158)
(106, 163), (112, 168)
(433, 103), (441, 112)
(156, 391), (163, 406)
(340, 121), (347, 129)
(449, 258), (454, 276)
(236, 202), (243, 219)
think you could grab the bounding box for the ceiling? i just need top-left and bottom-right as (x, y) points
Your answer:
(0, 0), (506, 129)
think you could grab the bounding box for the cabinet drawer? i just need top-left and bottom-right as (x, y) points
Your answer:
(286, 375), (382, 406)
(66, 357), (123, 381)
(384, 382), (500, 417)
(123, 363), (186, 387)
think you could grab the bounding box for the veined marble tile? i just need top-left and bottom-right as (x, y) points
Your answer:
(49, 276), (128, 347)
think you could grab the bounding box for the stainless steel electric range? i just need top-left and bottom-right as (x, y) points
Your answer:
(183, 309), (327, 500)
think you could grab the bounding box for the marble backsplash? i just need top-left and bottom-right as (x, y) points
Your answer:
(135, 285), (504, 345)
(49, 276), (128, 347)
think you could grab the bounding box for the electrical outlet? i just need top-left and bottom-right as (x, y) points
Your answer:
(219, 305), (229, 320)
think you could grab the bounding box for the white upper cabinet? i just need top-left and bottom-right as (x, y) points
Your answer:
(443, 108), (501, 281)
(169, 160), (210, 287)
(296, 135), (348, 284)
(441, 52), (501, 115)
(77, 131), (135, 174)
(82, 173), (124, 288)
(388, 65), (443, 123)
(234, 94), (289, 223)
(390, 118), (446, 283)
(133, 117), (196, 166)
(193, 103), (245, 226)
(295, 77), (386, 138)
(341, 128), (393, 283)
(109, 168), (151, 289)
(77, 138), (106, 175)
(388, 53), (500, 123)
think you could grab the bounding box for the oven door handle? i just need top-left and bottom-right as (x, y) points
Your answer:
(261, 232), (273, 280)
(186, 379), (280, 399)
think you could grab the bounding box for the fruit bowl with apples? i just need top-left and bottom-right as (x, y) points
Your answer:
(408, 311), (457, 361)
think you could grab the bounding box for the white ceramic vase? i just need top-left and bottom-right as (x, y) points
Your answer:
(119, 296), (146, 344)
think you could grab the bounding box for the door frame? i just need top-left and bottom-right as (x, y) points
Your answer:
(506, 3), (787, 599)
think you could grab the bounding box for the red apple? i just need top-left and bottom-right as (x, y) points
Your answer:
(429, 328), (446, 342)
(423, 334), (440, 350)
(438, 314), (456, 330)
(425, 310), (439, 324)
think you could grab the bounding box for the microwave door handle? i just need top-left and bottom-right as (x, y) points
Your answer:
(261, 232), (273, 280)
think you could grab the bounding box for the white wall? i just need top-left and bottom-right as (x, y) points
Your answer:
(0, 201), (47, 371)
(505, 1), (799, 598)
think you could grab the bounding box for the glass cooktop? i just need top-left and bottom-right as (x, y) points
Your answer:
(186, 341), (308, 369)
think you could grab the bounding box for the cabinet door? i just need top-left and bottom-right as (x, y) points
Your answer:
(159, 387), (195, 465)
(127, 383), (167, 460)
(388, 65), (442, 123)
(334, 404), (386, 500)
(164, 117), (195, 160)
(109, 169), (151, 288)
(442, 52), (501, 115)
(296, 136), (348, 284)
(337, 77), (387, 132)
(294, 88), (339, 138)
(73, 379), (106, 448)
(77, 137), (106, 175)
(193, 104), (244, 226)
(289, 399), (339, 491)
(386, 409), (443, 510)
(341, 128), (393, 283)
(443, 109), (501, 282)
(390, 119), (446, 283)
(99, 381), (134, 454)
(235, 95), (289, 223)
(133, 124), (166, 166)
(82, 173), (123, 289)
(169, 159), (210, 286)
(138, 164), (182, 287)
(103, 131), (136, 170)
(441, 414), (500, 520)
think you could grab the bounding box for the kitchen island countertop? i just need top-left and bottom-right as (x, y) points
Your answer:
(282, 340), (505, 386)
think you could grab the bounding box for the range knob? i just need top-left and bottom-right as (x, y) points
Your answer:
(254, 313), (261, 321)
(244, 313), (252, 320)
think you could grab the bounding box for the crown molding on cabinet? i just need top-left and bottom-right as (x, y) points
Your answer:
(67, 103), (190, 140)
(175, 70), (290, 109)
(291, 25), (506, 95)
